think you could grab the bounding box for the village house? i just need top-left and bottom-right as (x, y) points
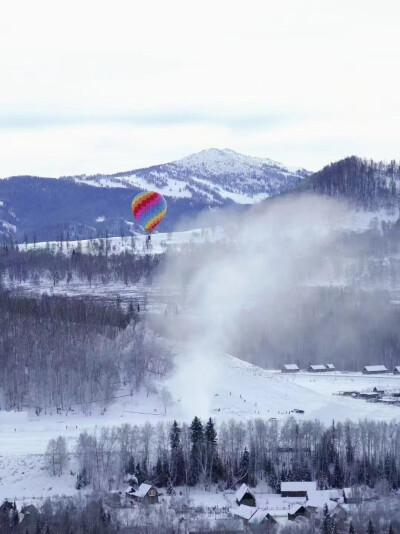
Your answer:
(233, 505), (284, 528)
(326, 363), (336, 371)
(393, 366), (400, 375)
(356, 391), (380, 400)
(280, 481), (317, 498)
(233, 504), (258, 522)
(362, 365), (388, 374)
(331, 503), (351, 523)
(343, 487), (376, 504)
(126, 482), (161, 504)
(287, 503), (308, 521)
(19, 504), (40, 531)
(248, 509), (278, 527)
(235, 483), (256, 507)
(308, 364), (327, 373)
(281, 364), (300, 373)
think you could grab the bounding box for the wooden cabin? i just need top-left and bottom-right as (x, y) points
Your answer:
(19, 505), (40, 531)
(281, 364), (300, 374)
(281, 481), (317, 498)
(362, 365), (388, 375)
(343, 487), (376, 504)
(235, 483), (256, 507)
(126, 483), (161, 504)
(393, 366), (400, 375)
(288, 504), (308, 521)
(308, 364), (327, 373)
(248, 509), (278, 527)
(326, 364), (335, 371)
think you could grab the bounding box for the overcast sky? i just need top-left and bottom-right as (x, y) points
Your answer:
(0, 0), (399, 177)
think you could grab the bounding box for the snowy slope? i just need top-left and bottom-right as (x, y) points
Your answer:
(74, 148), (310, 205)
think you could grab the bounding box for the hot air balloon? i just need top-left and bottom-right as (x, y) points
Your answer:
(131, 191), (167, 234)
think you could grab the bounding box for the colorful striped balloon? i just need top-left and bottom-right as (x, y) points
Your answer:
(131, 191), (167, 233)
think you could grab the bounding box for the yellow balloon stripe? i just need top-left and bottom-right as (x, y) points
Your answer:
(144, 208), (167, 232)
(131, 191), (151, 210)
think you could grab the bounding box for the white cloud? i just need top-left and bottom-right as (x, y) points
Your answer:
(0, 0), (399, 175)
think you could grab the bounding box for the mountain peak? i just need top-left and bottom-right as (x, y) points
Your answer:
(171, 148), (309, 180)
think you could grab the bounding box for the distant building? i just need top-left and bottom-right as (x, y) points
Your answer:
(233, 504), (256, 521)
(357, 392), (380, 400)
(343, 487), (376, 504)
(281, 364), (300, 373)
(248, 509), (278, 527)
(233, 506), (279, 528)
(326, 364), (335, 371)
(126, 483), (161, 504)
(331, 503), (350, 522)
(393, 366), (400, 375)
(281, 481), (317, 498)
(362, 365), (388, 375)
(308, 364), (327, 373)
(288, 504), (308, 521)
(235, 483), (256, 507)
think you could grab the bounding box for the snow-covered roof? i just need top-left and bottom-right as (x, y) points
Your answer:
(248, 509), (270, 525)
(394, 366), (400, 372)
(288, 503), (305, 514)
(326, 364), (335, 369)
(282, 364), (299, 370)
(343, 487), (375, 499)
(235, 483), (254, 502)
(132, 483), (154, 498)
(363, 365), (388, 372)
(307, 497), (337, 512)
(233, 504), (256, 520)
(281, 481), (317, 493)
(308, 364), (326, 370)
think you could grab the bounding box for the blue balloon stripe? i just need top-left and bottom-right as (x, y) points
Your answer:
(138, 196), (166, 227)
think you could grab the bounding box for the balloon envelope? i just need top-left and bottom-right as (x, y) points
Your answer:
(131, 191), (167, 233)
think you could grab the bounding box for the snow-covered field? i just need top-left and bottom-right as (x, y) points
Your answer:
(21, 227), (223, 256)
(1, 355), (399, 457)
(1, 354), (400, 501)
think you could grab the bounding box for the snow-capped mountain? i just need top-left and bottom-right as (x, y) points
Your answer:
(73, 148), (310, 205)
(0, 149), (309, 243)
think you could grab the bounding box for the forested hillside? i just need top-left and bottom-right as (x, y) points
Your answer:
(307, 157), (400, 210)
(0, 290), (171, 411)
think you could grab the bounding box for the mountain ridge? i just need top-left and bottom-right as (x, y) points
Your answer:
(0, 150), (399, 243)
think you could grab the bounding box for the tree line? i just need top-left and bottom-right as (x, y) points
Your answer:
(44, 417), (400, 496)
(0, 289), (172, 411)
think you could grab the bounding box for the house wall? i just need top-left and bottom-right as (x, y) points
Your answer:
(281, 491), (307, 498)
(239, 494), (256, 507)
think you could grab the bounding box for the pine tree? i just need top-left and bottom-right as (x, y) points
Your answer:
(170, 421), (185, 485)
(367, 519), (375, 534)
(239, 448), (250, 483)
(125, 455), (135, 475)
(76, 467), (89, 489)
(332, 456), (344, 488)
(170, 420), (181, 449)
(348, 522), (355, 534)
(188, 417), (204, 486)
(166, 480), (175, 495)
(388, 524), (394, 534)
(321, 503), (337, 534)
(205, 418), (217, 486)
